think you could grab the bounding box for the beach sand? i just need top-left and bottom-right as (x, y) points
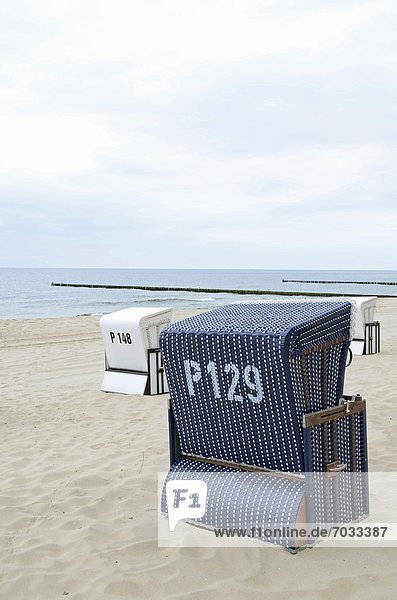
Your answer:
(1, 301), (397, 599)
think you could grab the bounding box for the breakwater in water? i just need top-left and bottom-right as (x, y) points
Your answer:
(51, 282), (395, 298)
(283, 279), (397, 286)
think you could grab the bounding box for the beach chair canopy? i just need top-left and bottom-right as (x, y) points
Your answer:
(160, 301), (353, 473)
(233, 296), (378, 355)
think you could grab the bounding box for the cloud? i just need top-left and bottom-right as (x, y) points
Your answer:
(0, 0), (396, 268)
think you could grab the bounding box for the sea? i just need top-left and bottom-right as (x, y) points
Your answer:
(1, 268), (397, 320)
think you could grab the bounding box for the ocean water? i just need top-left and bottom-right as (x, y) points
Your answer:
(0, 268), (396, 320)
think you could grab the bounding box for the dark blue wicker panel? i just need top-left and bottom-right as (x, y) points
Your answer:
(303, 409), (369, 525)
(162, 328), (303, 471)
(162, 302), (352, 356)
(289, 342), (350, 414)
(160, 302), (352, 473)
(304, 411), (368, 473)
(305, 471), (369, 527)
(162, 459), (306, 548)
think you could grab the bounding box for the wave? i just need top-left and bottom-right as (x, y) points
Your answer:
(140, 295), (217, 303)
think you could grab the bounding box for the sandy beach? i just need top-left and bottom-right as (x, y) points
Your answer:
(1, 301), (397, 599)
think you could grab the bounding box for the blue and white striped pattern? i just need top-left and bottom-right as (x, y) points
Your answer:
(160, 302), (352, 473)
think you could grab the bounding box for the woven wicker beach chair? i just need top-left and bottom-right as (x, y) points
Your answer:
(100, 307), (172, 395)
(160, 302), (369, 550)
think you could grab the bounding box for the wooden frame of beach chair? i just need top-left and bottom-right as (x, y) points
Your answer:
(364, 321), (381, 355)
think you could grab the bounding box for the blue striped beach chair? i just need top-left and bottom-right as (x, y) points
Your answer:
(160, 302), (369, 550)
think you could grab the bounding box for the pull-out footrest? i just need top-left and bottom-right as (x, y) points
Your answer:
(162, 459), (307, 549)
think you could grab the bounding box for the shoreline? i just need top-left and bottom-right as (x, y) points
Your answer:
(2, 294), (397, 323)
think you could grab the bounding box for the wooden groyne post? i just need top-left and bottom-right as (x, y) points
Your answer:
(51, 282), (396, 298)
(282, 279), (397, 286)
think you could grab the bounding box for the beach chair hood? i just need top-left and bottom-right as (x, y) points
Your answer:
(160, 301), (353, 473)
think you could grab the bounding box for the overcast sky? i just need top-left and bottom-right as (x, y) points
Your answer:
(1, 0), (396, 269)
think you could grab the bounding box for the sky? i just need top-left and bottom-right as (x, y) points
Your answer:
(1, 0), (396, 270)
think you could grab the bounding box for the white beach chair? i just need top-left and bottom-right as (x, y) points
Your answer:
(100, 307), (172, 395)
(349, 296), (380, 355)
